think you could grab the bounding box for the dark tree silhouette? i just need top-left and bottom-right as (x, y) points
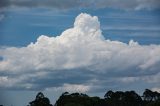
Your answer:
(27, 89), (160, 106)
(104, 90), (142, 106)
(28, 92), (53, 106)
(143, 89), (154, 102)
(124, 91), (142, 106)
(104, 90), (114, 99)
(54, 92), (106, 106)
(142, 89), (160, 106)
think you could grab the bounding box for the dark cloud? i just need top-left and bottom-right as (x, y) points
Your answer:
(0, 0), (10, 8)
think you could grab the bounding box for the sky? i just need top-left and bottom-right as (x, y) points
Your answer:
(0, 0), (160, 106)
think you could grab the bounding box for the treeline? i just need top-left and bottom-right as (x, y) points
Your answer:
(28, 89), (160, 106)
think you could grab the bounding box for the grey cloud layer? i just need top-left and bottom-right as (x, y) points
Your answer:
(0, 0), (81, 9)
(0, 13), (160, 92)
(0, 0), (160, 10)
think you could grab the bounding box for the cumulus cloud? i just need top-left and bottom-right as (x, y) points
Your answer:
(0, 13), (160, 92)
(0, 0), (160, 10)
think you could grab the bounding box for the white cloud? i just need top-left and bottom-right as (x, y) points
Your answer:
(135, 0), (160, 10)
(152, 87), (160, 93)
(0, 13), (160, 91)
(118, 77), (139, 83)
(46, 84), (90, 93)
(62, 84), (90, 93)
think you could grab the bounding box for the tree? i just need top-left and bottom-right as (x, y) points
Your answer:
(104, 90), (114, 99)
(142, 89), (160, 106)
(104, 90), (143, 106)
(28, 92), (53, 106)
(143, 89), (155, 102)
(54, 92), (105, 106)
(124, 91), (142, 106)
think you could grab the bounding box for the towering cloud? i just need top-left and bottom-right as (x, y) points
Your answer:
(0, 13), (160, 92)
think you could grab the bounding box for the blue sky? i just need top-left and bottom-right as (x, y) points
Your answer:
(0, 0), (160, 106)
(1, 8), (160, 46)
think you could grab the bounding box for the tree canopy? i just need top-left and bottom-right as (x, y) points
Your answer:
(27, 89), (160, 106)
(28, 92), (53, 106)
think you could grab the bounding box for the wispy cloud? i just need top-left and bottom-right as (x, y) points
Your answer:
(0, 0), (160, 10)
(102, 26), (160, 31)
